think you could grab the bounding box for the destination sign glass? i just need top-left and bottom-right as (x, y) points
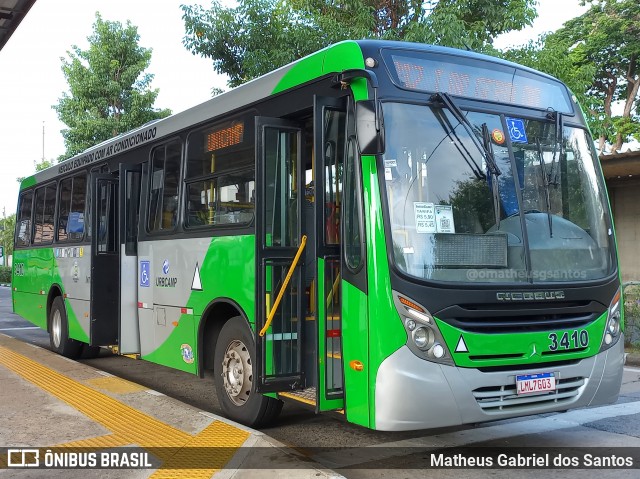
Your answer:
(382, 49), (573, 113)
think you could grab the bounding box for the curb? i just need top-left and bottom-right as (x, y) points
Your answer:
(625, 351), (640, 367)
(0, 335), (339, 478)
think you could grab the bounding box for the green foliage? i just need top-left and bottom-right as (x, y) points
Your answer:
(54, 13), (171, 160)
(181, 0), (537, 87)
(544, 0), (639, 151)
(0, 267), (11, 284)
(500, 35), (601, 134)
(0, 214), (15, 263)
(16, 159), (55, 183)
(624, 285), (640, 348)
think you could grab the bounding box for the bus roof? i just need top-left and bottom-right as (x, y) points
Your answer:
(21, 40), (566, 189)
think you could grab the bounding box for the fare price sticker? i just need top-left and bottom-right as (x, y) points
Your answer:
(414, 202), (436, 233)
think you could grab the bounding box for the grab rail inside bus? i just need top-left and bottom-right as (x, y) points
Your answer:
(259, 235), (308, 337)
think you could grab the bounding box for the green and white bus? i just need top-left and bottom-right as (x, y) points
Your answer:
(13, 40), (624, 431)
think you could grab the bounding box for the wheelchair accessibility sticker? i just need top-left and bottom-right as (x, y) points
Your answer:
(140, 261), (150, 287)
(506, 117), (528, 143)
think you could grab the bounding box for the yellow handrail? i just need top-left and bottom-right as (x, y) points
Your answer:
(259, 235), (307, 337)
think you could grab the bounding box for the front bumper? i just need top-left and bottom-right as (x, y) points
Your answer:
(374, 335), (624, 431)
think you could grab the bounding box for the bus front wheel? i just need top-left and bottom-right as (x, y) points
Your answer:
(49, 296), (82, 359)
(213, 316), (283, 427)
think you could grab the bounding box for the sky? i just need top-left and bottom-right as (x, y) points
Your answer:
(0, 0), (588, 217)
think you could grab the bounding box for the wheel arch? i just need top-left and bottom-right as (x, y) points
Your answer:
(46, 284), (64, 331)
(197, 298), (252, 378)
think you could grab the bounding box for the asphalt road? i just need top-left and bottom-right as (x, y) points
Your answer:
(2, 286), (640, 477)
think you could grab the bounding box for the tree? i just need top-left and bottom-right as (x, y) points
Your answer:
(16, 158), (56, 184)
(0, 213), (16, 263)
(500, 35), (601, 138)
(54, 13), (171, 160)
(549, 0), (640, 152)
(181, 0), (537, 88)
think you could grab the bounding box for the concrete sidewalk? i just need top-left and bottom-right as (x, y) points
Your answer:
(0, 334), (339, 478)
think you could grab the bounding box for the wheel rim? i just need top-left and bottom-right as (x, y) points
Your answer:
(51, 310), (62, 348)
(221, 339), (252, 406)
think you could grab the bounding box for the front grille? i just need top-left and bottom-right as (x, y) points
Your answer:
(436, 301), (605, 333)
(473, 376), (585, 413)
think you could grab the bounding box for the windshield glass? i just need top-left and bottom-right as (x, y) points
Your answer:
(513, 120), (613, 282)
(381, 102), (613, 283)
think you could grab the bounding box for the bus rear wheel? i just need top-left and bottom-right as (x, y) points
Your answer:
(49, 296), (82, 359)
(213, 316), (283, 427)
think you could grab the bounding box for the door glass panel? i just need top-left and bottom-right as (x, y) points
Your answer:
(97, 181), (117, 254)
(343, 137), (364, 271)
(323, 110), (346, 245)
(124, 170), (141, 256)
(264, 128), (299, 247)
(324, 258), (343, 395)
(264, 260), (301, 377)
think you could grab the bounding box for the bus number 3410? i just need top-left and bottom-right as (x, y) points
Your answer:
(548, 330), (589, 351)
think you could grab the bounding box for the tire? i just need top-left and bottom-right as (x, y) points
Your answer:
(49, 296), (82, 359)
(213, 316), (283, 427)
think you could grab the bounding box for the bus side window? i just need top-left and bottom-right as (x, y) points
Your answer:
(185, 173), (255, 227)
(148, 140), (182, 233)
(57, 173), (86, 242)
(16, 190), (34, 247)
(68, 174), (86, 240)
(58, 178), (72, 241)
(33, 183), (56, 245)
(184, 114), (255, 228)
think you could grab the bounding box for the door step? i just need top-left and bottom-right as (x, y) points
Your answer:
(279, 387), (316, 406)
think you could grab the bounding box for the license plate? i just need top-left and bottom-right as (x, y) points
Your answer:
(516, 372), (556, 395)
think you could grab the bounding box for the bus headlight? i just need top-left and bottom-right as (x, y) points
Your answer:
(394, 291), (453, 365)
(601, 287), (622, 352)
(412, 326), (433, 350)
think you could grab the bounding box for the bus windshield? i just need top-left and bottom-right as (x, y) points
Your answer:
(381, 102), (614, 284)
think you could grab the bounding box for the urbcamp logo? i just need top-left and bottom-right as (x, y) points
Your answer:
(156, 259), (177, 287)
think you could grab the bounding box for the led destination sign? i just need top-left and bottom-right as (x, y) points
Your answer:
(206, 121), (244, 152)
(383, 50), (573, 113)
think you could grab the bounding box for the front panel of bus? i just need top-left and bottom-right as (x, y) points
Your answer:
(355, 43), (623, 431)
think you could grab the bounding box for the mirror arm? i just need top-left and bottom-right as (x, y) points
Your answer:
(334, 69), (379, 89)
(334, 69), (380, 132)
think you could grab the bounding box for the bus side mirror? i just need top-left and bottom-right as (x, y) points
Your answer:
(356, 100), (385, 155)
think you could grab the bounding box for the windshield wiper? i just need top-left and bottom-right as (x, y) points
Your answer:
(546, 109), (563, 186)
(431, 92), (502, 177)
(432, 109), (486, 181)
(535, 138), (554, 238)
(481, 123), (502, 229)
(431, 92), (502, 227)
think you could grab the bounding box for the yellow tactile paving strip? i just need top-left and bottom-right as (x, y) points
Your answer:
(0, 346), (250, 477)
(85, 376), (148, 394)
